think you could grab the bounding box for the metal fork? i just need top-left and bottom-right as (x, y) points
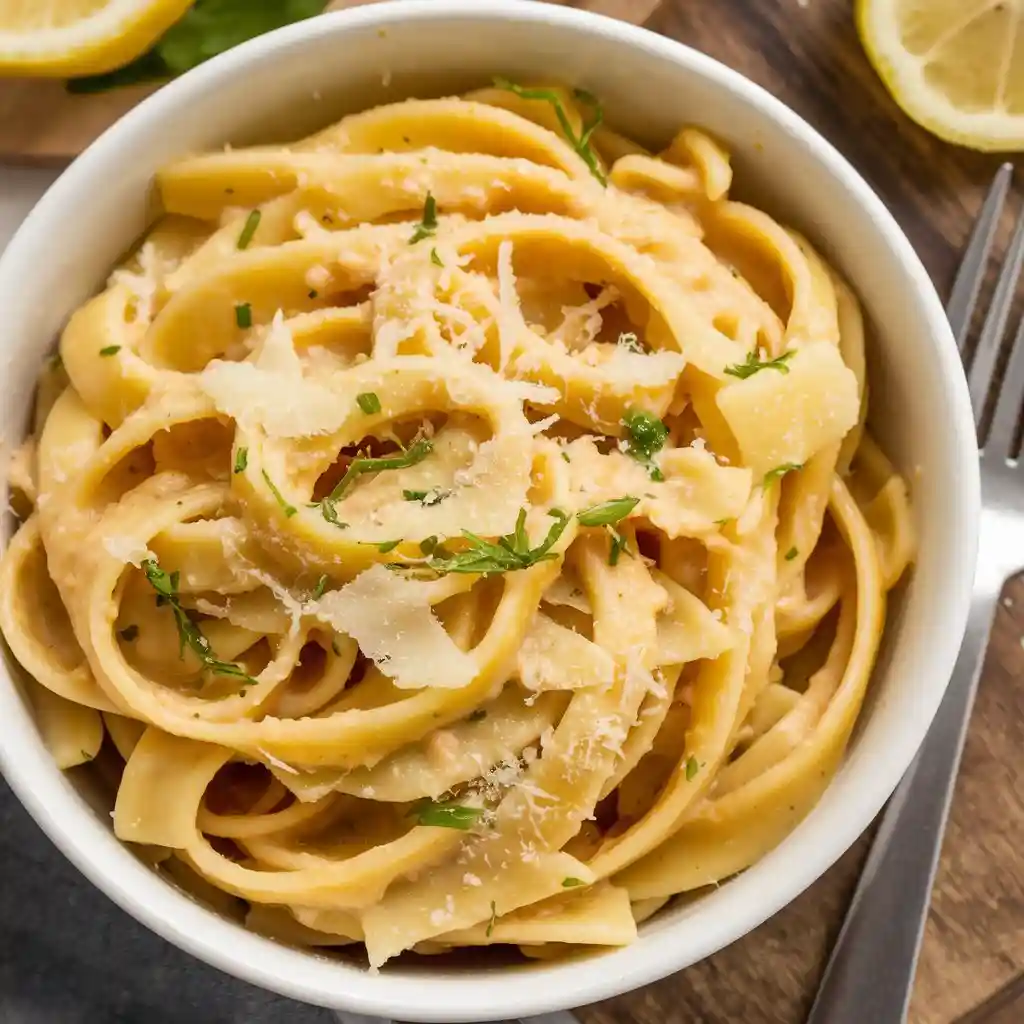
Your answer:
(807, 163), (1020, 1024)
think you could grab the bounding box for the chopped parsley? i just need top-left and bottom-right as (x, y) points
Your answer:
(724, 349), (794, 380)
(321, 502), (348, 529)
(762, 463), (802, 488)
(311, 574), (328, 600)
(234, 302), (252, 329)
(233, 447), (248, 474)
(409, 192), (438, 244)
(261, 469), (296, 517)
(140, 558), (255, 685)
(377, 539), (401, 553)
(493, 78), (607, 186)
(412, 798), (485, 830)
(356, 392), (381, 415)
(236, 209), (261, 249)
(430, 248), (444, 267)
(685, 755), (700, 781)
(562, 877), (586, 888)
(621, 409), (668, 481)
(393, 507), (569, 578)
(785, 546), (799, 561)
(118, 624), (139, 642)
(608, 527), (630, 567)
(403, 487), (450, 507)
(99, 345), (120, 357)
(576, 496), (639, 527)
(320, 439), (433, 524)
(561, 451), (571, 463)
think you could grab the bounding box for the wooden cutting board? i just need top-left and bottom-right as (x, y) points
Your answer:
(1, 2), (1020, 1022)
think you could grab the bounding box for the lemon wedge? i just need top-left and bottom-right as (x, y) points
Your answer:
(0, 0), (194, 76)
(857, 0), (1024, 151)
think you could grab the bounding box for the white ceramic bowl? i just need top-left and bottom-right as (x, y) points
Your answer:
(0, 2), (978, 1021)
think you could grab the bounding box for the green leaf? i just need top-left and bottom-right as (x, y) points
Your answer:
(320, 500), (348, 529)
(68, 0), (328, 93)
(262, 469), (297, 517)
(235, 302), (252, 329)
(393, 506), (570, 579)
(233, 447), (248, 474)
(236, 209), (261, 249)
(140, 558), (256, 685)
(430, 248), (444, 267)
(409, 192), (438, 244)
(311, 574), (328, 600)
(99, 345), (121, 357)
(621, 409), (668, 480)
(493, 78), (607, 186)
(607, 527), (630, 567)
(785, 546), (799, 561)
(377, 539), (401, 553)
(685, 755), (700, 781)
(357, 392), (381, 415)
(576, 496), (639, 527)
(562, 877), (586, 888)
(724, 349), (794, 380)
(326, 438), (433, 502)
(762, 463), (803, 488)
(412, 799), (485, 830)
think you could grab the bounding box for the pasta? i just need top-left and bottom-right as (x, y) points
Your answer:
(0, 81), (914, 969)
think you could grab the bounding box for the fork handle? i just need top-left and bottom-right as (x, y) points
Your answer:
(806, 589), (996, 1024)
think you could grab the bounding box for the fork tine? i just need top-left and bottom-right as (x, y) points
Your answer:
(986, 312), (1024, 459)
(948, 163), (1013, 346)
(967, 205), (1024, 428)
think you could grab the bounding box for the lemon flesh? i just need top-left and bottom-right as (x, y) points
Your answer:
(858, 0), (1024, 151)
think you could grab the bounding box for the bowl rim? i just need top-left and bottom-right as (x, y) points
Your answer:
(0, 1), (979, 1020)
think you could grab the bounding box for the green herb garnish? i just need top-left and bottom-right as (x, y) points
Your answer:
(357, 392), (381, 415)
(561, 451), (571, 463)
(785, 546), (799, 561)
(320, 439), (433, 524)
(762, 463), (802, 488)
(413, 799), (485, 830)
(66, 0), (329, 94)
(493, 78), (607, 186)
(404, 490), (428, 502)
(724, 349), (794, 380)
(430, 248), (444, 267)
(118, 624), (139, 642)
(321, 502), (348, 529)
(234, 302), (252, 329)
(576, 496), (639, 527)
(403, 487), (449, 507)
(486, 900), (497, 937)
(233, 447), (248, 474)
(409, 192), (438, 244)
(141, 558), (255, 684)
(377, 539), (401, 553)
(394, 507), (569, 578)
(262, 469), (297, 517)
(308, 289), (318, 299)
(562, 877), (586, 888)
(685, 755), (700, 781)
(311, 574), (328, 600)
(236, 209), (261, 250)
(99, 345), (120, 357)
(608, 528), (630, 567)
(622, 409), (667, 481)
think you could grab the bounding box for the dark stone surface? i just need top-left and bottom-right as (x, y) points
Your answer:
(0, 777), (335, 1024)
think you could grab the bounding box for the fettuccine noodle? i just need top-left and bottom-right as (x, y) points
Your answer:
(0, 82), (914, 968)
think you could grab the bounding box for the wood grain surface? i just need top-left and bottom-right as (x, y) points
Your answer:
(0, 2), (1021, 1023)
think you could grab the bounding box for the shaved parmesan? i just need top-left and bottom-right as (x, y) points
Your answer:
(312, 565), (476, 690)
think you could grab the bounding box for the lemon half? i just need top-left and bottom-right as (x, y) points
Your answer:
(858, 0), (1024, 151)
(0, 0), (194, 76)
